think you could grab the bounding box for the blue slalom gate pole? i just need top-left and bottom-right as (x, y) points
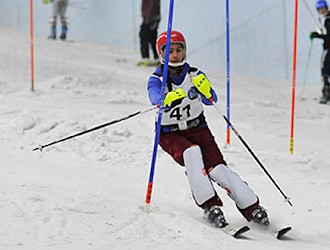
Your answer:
(225, 0), (231, 145)
(145, 0), (175, 212)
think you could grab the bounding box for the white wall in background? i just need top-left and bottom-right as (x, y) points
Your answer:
(0, 0), (324, 84)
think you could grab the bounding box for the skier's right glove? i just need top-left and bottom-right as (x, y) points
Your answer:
(192, 73), (212, 99)
(163, 88), (186, 108)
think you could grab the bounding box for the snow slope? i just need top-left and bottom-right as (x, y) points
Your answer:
(1, 27), (330, 250)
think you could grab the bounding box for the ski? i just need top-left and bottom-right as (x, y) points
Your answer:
(221, 225), (250, 238)
(252, 224), (292, 240)
(275, 226), (292, 239)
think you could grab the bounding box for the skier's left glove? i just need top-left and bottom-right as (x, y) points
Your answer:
(163, 88), (186, 108)
(192, 73), (212, 99)
(309, 32), (319, 41)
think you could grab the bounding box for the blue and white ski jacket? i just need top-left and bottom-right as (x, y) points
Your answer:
(147, 63), (218, 127)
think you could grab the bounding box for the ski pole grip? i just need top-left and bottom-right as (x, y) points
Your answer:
(192, 74), (212, 99)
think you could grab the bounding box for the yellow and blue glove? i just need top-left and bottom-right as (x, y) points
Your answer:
(163, 88), (186, 108)
(192, 73), (212, 99)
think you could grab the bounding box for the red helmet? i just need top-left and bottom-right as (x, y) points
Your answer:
(156, 30), (186, 66)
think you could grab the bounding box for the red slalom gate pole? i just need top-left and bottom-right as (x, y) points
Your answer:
(290, 0), (299, 155)
(30, 0), (35, 92)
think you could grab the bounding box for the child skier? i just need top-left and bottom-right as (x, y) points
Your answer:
(147, 30), (269, 228)
(309, 0), (330, 104)
(44, 0), (69, 40)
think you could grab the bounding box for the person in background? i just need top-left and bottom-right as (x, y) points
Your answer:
(147, 30), (270, 228)
(43, 0), (69, 40)
(309, 0), (330, 104)
(137, 0), (161, 66)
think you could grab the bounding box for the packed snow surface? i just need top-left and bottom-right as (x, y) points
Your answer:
(1, 28), (330, 250)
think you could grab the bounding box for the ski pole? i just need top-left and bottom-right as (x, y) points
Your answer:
(33, 106), (157, 152)
(300, 40), (314, 100)
(210, 98), (293, 207)
(302, 0), (324, 34)
(144, 0), (175, 212)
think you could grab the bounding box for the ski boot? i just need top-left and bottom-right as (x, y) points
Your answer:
(60, 26), (68, 40)
(251, 206), (269, 226)
(204, 205), (228, 228)
(48, 25), (56, 39)
(319, 85), (330, 104)
(149, 58), (160, 66)
(137, 58), (150, 66)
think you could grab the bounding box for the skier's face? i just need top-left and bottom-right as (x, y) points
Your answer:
(318, 7), (328, 16)
(168, 43), (185, 64)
